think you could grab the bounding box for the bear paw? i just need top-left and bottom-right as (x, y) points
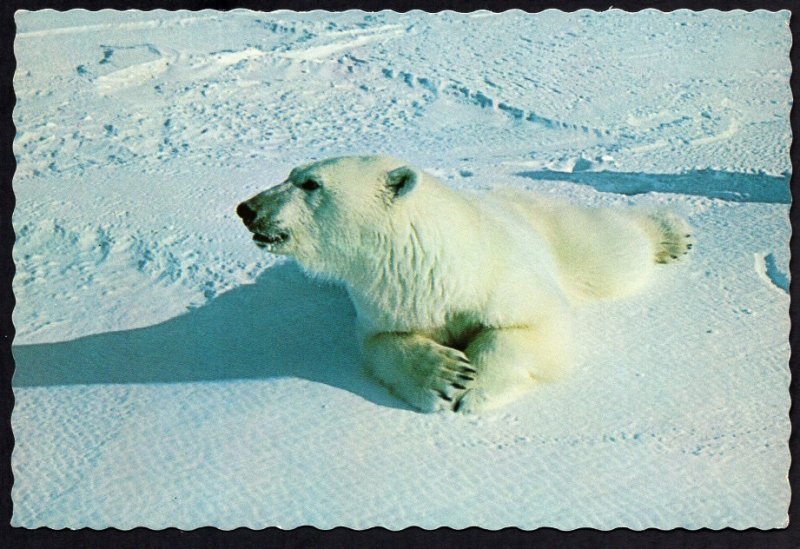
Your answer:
(650, 212), (694, 264)
(413, 344), (478, 412)
(451, 387), (490, 414)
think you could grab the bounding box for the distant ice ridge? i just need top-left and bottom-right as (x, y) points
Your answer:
(13, 9), (791, 182)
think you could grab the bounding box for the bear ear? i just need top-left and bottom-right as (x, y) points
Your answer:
(386, 166), (419, 199)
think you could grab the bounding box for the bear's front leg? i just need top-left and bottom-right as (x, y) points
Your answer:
(456, 322), (573, 414)
(363, 333), (478, 412)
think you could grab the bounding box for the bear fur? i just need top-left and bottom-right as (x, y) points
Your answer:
(237, 155), (692, 413)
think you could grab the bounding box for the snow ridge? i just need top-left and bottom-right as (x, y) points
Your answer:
(515, 169), (791, 203)
(755, 252), (790, 294)
(381, 66), (614, 138)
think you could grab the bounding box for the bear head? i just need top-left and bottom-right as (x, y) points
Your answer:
(236, 155), (422, 275)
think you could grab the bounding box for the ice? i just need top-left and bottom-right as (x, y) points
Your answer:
(11, 9), (791, 529)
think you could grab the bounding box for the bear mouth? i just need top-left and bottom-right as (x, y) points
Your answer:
(252, 231), (290, 248)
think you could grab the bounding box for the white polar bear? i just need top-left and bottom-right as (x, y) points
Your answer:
(237, 156), (692, 413)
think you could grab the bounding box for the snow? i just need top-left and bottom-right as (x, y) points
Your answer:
(10, 9), (791, 530)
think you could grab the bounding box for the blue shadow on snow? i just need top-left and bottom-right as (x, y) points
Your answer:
(12, 262), (408, 410)
(515, 169), (791, 204)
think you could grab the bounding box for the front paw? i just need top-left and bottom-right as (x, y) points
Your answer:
(416, 345), (478, 412)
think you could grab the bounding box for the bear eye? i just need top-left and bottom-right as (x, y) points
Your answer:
(298, 179), (321, 191)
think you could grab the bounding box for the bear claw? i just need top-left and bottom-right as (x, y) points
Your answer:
(436, 391), (453, 402)
(452, 389), (474, 413)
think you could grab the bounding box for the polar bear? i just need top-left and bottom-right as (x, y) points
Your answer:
(236, 156), (692, 413)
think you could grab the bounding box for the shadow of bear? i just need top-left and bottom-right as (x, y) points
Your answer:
(13, 262), (407, 410)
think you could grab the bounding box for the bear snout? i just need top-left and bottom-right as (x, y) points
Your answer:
(236, 201), (257, 224)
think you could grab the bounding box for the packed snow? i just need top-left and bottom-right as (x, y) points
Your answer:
(11, 9), (791, 529)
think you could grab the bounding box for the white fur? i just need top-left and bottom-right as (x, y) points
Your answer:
(238, 156), (692, 413)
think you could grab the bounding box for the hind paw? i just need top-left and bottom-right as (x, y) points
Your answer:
(655, 227), (694, 264)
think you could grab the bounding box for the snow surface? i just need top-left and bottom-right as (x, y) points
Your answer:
(11, 9), (791, 530)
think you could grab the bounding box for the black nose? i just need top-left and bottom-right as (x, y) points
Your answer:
(236, 202), (257, 224)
